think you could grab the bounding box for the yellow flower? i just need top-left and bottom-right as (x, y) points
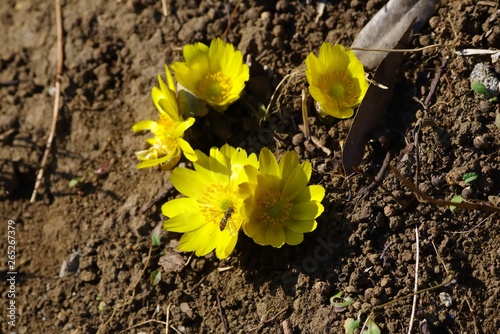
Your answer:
(171, 38), (250, 112)
(305, 43), (368, 119)
(162, 145), (258, 259)
(242, 148), (325, 248)
(132, 66), (197, 170)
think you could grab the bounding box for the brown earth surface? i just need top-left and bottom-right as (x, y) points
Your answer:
(1, 0), (500, 333)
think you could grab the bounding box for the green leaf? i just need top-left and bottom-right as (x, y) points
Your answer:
(363, 318), (381, 334)
(463, 172), (478, 185)
(330, 291), (355, 308)
(98, 301), (106, 312)
(471, 81), (488, 96)
(450, 195), (463, 212)
(68, 178), (81, 188)
(151, 233), (161, 247)
(344, 317), (361, 334)
(150, 269), (162, 286)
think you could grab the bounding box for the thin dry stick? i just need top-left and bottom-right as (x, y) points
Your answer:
(216, 293), (229, 334)
(424, 57), (449, 107)
(246, 306), (288, 333)
(464, 297), (479, 334)
(165, 303), (171, 334)
(161, 0), (168, 16)
(31, 0), (64, 203)
(408, 227), (420, 334)
(430, 239), (449, 275)
(221, 0), (243, 41)
(301, 89), (310, 140)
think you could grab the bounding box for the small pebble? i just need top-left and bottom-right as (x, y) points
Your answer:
(439, 292), (453, 307)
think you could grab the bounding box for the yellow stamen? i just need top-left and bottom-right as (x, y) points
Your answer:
(319, 72), (358, 107)
(197, 72), (233, 105)
(257, 190), (293, 228)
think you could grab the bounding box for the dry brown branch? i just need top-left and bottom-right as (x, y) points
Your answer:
(221, 0), (243, 41)
(390, 165), (500, 213)
(30, 0), (64, 203)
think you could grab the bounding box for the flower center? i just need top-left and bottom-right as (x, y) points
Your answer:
(257, 189), (293, 227)
(320, 72), (358, 107)
(198, 183), (242, 235)
(153, 114), (177, 154)
(197, 72), (233, 105)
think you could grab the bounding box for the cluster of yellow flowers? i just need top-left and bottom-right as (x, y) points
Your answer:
(132, 38), (249, 170)
(162, 145), (325, 259)
(133, 38), (368, 259)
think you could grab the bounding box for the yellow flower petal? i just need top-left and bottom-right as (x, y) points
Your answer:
(290, 202), (324, 220)
(177, 138), (197, 162)
(215, 233), (238, 259)
(281, 165), (309, 201)
(284, 228), (304, 245)
(170, 167), (208, 199)
(294, 185), (326, 204)
(259, 148), (279, 176)
(266, 227), (285, 248)
(163, 212), (205, 232)
(286, 219), (317, 233)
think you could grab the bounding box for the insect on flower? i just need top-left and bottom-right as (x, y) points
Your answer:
(219, 206), (235, 231)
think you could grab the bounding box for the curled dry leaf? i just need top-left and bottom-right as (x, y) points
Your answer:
(342, 26), (410, 175)
(351, 0), (436, 70)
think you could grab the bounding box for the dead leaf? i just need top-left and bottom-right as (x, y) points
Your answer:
(158, 248), (185, 274)
(342, 24), (413, 175)
(351, 0), (436, 70)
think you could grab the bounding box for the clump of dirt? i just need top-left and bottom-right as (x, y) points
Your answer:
(1, 1), (499, 333)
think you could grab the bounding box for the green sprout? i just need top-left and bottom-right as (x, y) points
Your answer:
(150, 269), (162, 286)
(471, 81), (498, 102)
(462, 172), (478, 186)
(449, 194), (463, 212)
(330, 291), (356, 310)
(151, 233), (161, 247)
(471, 82), (489, 96)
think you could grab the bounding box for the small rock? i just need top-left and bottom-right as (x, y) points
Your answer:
(470, 63), (500, 98)
(473, 135), (491, 150)
(313, 280), (331, 297)
(439, 292), (453, 307)
(79, 270), (97, 282)
(428, 16), (440, 29)
(461, 186), (476, 200)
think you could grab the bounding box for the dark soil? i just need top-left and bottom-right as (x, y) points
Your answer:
(1, 0), (499, 333)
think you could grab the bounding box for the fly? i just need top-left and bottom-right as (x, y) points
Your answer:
(219, 207), (234, 231)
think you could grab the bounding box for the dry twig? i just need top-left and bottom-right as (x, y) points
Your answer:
(408, 227), (420, 334)
(390, 165), (500, 213)
(160, 0), (168, 16)
(30, 0), (64, 203)
(245, 306), (288, 333)
(216, 293), (229, 334)
(221, 0), (243, 41)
